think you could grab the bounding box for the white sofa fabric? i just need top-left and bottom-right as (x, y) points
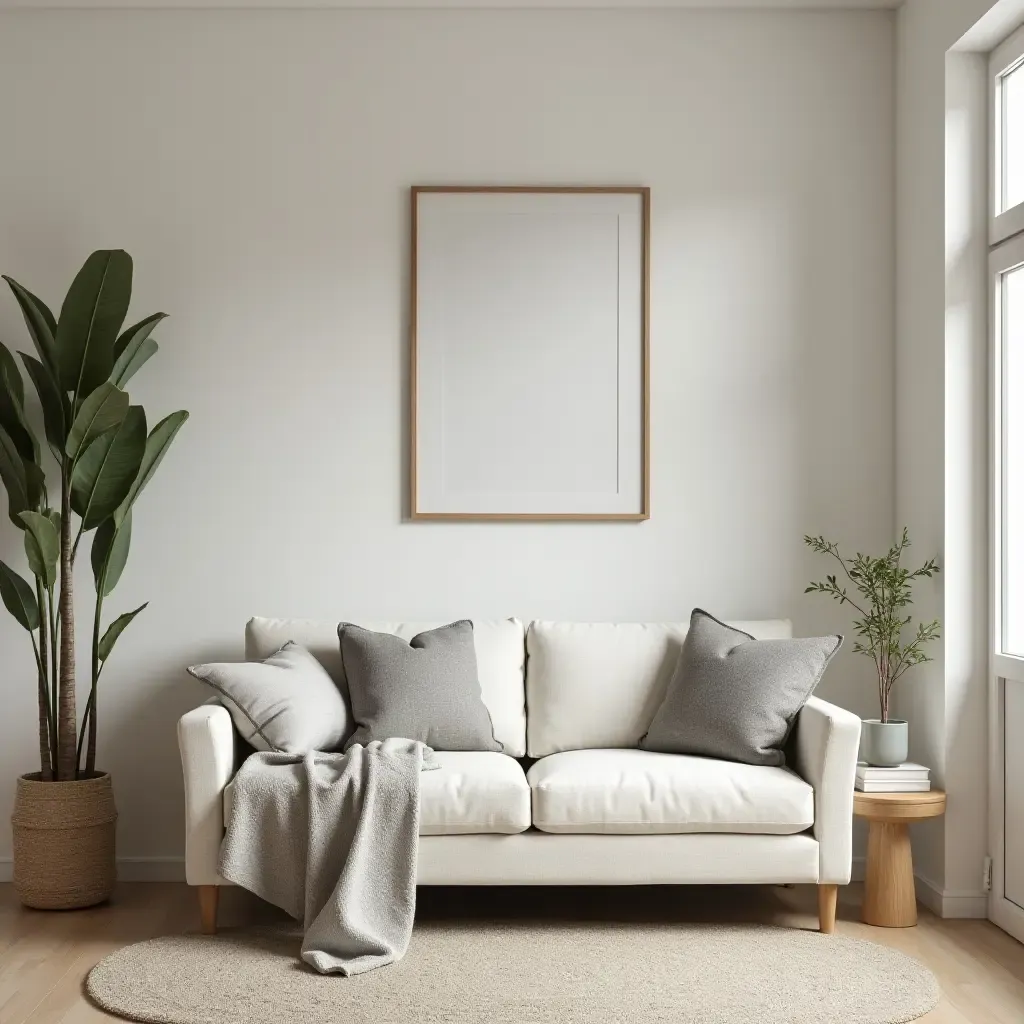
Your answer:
(414, 832), (823, 885)
(793, 692), (862, 883)
(225, 751), (532, 836)
(525, 619), (793, 756)
(527, 749), (814, 836)
(179, 618), (862, 890)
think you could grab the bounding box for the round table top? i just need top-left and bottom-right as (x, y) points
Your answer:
(853, 789), (946, 822)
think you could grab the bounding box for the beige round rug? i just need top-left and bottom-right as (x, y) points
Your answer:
(87, 921), (939, 1024)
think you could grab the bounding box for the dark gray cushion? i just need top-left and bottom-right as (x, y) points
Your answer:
(338, 620), (502, 752)
(640, 609), (842, 766)
(188, 642), (350, 754)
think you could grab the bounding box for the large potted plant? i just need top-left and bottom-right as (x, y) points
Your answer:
(2, 250), (187, 909)
(804, 529), (941, 767)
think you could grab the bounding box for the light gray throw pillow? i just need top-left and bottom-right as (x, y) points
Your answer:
(188, 642), (350, 754)
(640, 609), (842, 767)
(339, 620), (502, 752)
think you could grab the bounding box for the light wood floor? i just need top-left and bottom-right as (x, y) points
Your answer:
(2, 881), (1023, 1023)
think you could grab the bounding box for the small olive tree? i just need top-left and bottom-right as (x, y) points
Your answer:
(804, 528), (940, 722)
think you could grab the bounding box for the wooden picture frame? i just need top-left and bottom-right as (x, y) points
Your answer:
(410, 185), (650, 521)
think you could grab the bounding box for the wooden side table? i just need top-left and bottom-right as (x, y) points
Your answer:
(853, 789), (946, 927)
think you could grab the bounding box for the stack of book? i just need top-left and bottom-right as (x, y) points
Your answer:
(855, 762), (931, 792)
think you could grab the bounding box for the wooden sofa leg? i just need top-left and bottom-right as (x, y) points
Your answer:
(818, 884), (838, 935)
(199, 885), (219, 935)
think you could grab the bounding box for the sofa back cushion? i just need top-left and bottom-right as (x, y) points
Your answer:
(245, 617), (527, 756)
(525, 619), (792, 757)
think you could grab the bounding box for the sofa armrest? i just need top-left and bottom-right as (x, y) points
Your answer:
(791, 696), (862, 884)
(178, 701), (236, 886)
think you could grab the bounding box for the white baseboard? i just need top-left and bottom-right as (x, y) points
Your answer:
(850, 857), (987, 918)
(0, 856), (185, 883)
(914, 871), (989, 919)
(116, 857), (186, 881)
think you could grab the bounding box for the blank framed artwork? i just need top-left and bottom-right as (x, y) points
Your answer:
(410, 186), (650, 520)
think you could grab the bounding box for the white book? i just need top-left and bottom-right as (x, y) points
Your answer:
(856, 780), (931, 793)
(856, 762), (930, 781)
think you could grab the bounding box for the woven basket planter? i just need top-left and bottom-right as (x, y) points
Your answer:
(11, 771), (117, 910)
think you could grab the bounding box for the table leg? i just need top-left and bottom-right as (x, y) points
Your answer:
(862, 819), (917, 927)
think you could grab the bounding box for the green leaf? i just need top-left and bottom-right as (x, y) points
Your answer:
(55, 250), (132, 396)
(0, 341), (25, 407)
(113, 410), (188, 526)
(98, 602), (147, 662)
(0, 560), (39, 630)
(0, 341), (37, 461)
(20, 353), (67, 453)
(110, 313), (165, 388)
(91, 511), (131, 597)
(71, 406), (146, 529)
(111, 337), (157, 390)
(65, 382), (128, 460)
(24, 460), (45, 510)
(19, 510), (59, 589)
(2, 277), (57, 378)
(0, 425), (31, 527)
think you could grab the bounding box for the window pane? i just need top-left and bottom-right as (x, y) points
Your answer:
(1004, 64), (1024, 211)
(1005, 265), (1024, 654)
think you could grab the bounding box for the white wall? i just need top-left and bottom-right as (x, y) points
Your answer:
(0, 8), (895, 871)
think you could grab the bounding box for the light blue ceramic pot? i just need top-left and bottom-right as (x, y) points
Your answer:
(861, 719), (909, 767)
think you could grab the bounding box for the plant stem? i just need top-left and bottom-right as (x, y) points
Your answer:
(56, 465), (77, 780)
(46, 586), (58, 772)
(71, 521), (85, 562)
(30, 627), (52, 780)
(34, 577), (55, 779)
(85, 586), (103, 774)
(76, 691), (91, 778)
(820, 548), (871, 617)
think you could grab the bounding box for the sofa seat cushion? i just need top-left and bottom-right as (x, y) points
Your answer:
(420, 751), (531, 835)
(527, 749), (814, 835)
(224, 751), (531, 836)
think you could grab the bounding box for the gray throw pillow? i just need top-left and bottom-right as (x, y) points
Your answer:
(188, 642), (350, 754)
(339, 620), (502, 752)
(640, 609), (842, 767)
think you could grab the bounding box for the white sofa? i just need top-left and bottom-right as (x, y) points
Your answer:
(178, 617), (861, 935)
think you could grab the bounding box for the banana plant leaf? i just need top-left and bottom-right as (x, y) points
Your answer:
(71, 407), (146, 529)
(98, 602), (147, 662)
(110, 313), (165, 388)
(0, 425), (33, 527)
(55, 250), (132, 396)
(24, 461), (45, 511)
(20, 353), (67, 454)
(65, 382), (128, 461)
(91, 511), (131, 597)
(113, 410), (188, 527)
(19, 511), (58, 589)
(0, 560), (39, 630)
(2, 276), (57, 378)
(0, 341), (37, 461)
(0, 342), (24, 406)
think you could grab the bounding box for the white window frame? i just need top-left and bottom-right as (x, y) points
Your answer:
(992, 232), (1024, 677)
(990, 233), (1024, 938)
(989, 22), (1024, 940)
(991, 23), (1024, 246)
